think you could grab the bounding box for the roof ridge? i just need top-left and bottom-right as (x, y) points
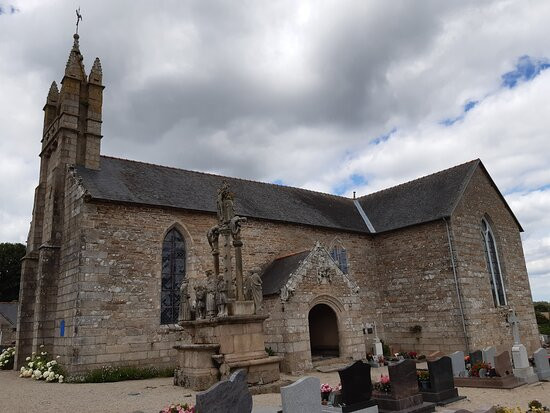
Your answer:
(357, 159), (480, 200)
(274, 249), (310, 261)
(99, 155), (353, 202)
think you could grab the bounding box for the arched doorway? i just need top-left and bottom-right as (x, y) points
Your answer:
(308, 303), (340, 359)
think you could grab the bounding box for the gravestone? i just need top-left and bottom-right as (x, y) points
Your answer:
(482, 347), (496, 368)
(511, 344), (538, 384)
(195, 369), (252, 413)
(281, 376), (321, 413)
(390, 359), (418, 399)
(449, 351), (466, 377)
(372, 359), (435, 413)
(494, 351), (513, 377)
(338, 361), (377, 412)
(533, 348), (550, 381)
(421, 356), (464, 405)
(469, 350), (482, 366)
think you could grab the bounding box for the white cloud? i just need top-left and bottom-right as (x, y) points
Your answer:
(0, 0), (549, 299)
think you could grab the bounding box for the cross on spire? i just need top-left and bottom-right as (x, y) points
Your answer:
(75, 7), (82, 34)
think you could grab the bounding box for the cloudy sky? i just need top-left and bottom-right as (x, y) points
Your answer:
(0, 1), (549, 300)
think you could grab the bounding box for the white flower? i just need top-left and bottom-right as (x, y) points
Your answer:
(28, 362), (34, 368)
(40, 344), (44, 348)
(58, 375), (64, 383)
(56, 355), (60, 359)
(26, 357), (30, 361)
(51, 360), (57, 365)
(41, 352), (46, 356)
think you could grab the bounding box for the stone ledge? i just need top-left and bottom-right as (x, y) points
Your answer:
(227, 355), (283, 368)
(179, 314), (268, 327)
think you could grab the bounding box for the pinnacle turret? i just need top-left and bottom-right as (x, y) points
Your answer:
(88, 57), (103, 85)
(64, 33), (86, 80)
(47, 81), (59, 103)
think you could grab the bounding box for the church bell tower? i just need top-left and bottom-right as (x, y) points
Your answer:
(15, 28), (104, 368)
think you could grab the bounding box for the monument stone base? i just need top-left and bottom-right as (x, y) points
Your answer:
(322, 400), (379, 413)
(453, 375), (524, 389)
(420, 388), (466, 406)
(513, 367), (538, 384)
(373, 393), (435, 413)
(175, 313), (281, 390)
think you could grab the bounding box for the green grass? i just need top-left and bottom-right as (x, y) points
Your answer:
(68, 365), (175, 383)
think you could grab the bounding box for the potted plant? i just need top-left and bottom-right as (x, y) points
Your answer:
(417, 370), (430, 390)
(373, 374), (391, 394)
(470, 361), (490, 378)
(320, 383), (333, 404)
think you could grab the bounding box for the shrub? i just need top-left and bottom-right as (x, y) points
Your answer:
(19, 346), (65, 383)
(265, 346), (275, 356)
(0, 347), (15, 370)
(69, 365), (175, 383)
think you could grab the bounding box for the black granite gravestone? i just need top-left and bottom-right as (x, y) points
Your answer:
(338, 361), (376, 412)
(421, 356), (464, 405)
(195, 369), (252, 413)
(469, 350), (483, 366)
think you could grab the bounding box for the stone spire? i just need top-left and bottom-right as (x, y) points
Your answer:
(88, 57), (103, 85)
(47, 81), (59, 103)
(64, 33), (86, 80)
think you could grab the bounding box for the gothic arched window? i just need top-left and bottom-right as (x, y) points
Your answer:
(330, 243), (349, 274)
(161, 228), (186, 324)
(481, 218), (507, 307)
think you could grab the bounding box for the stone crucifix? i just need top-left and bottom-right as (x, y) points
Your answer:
(210, 181), (247, 302)
(507, 309), (521, 345)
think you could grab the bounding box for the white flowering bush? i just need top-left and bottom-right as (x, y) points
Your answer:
(0, 347), (15, 369)
(19, 345), (64, 383)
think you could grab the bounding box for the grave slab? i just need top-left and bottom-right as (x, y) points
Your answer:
(482, 347), (496, 368)
(420, 356), (465, 406)
(372, 359), (435, 413)
(195, 369), (253, 413)
(449, 351), (466, 378)
(280, 376), (321, 413)
(533, 348), (550, 381)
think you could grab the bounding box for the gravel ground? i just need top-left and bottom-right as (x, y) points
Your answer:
(1, 368), (549, 413)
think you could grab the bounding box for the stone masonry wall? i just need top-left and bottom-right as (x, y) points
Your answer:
(373, 220), (467, 355)
(262, 246), (365, 373)
(451, 167), (539, 354)
(64, 197), (379, 373)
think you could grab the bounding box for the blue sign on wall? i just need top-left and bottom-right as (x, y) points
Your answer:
(60, 320), (65, 337)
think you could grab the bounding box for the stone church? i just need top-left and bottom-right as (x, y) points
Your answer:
(15, 33), (539, 374)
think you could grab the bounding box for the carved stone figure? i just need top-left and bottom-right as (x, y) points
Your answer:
(195, 285), (206, 320)
(248, 269), (263, 313)
(217, 181), (233, 224)
(178, 279), (192, 322)
(229, 216), (247, 240)
(216, 275), (228, 317)
(206, 270), (217, 318)
(207, 226), (220, 253)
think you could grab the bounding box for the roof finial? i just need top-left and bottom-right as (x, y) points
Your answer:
(75, 7), (83, 35)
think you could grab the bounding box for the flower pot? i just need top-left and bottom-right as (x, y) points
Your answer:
(321, 392), (331, 402)
(478, 368), (487, 378)
(419, 380), (430, 390)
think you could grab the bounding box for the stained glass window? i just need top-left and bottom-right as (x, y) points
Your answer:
(330, 245), (348, 274)
(161, 228), (186, 324)
(481, 219), (507, 307)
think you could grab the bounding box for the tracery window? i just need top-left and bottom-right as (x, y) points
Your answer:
(161, 228), (186, 324)
(481, 218), (507, 307)
(330, 243), (349, 274)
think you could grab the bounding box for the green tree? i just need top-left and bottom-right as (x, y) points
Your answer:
(0, 242), (26, 301)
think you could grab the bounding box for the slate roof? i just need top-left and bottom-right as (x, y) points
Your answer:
(76, 156), (369, 233)
(0, 302), (17, 326)
(261, 251), (310, 296)
(357, 159), (523, 233)
(357, 160), (478, 233)
(75, 156), (522, 234)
